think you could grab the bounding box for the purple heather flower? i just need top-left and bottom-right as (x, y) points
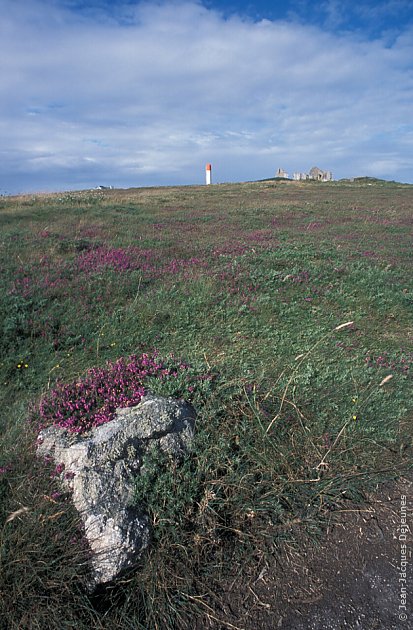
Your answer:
(50, 462), (65, 478)
(30, 351), (209, 435)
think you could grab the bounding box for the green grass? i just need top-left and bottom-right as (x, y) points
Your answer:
(0, 180), (412, 628)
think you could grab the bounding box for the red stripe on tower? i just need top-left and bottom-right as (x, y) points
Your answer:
(206, 163), (212, 185)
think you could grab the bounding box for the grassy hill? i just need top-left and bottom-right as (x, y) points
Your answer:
(0, 179), (412, 628)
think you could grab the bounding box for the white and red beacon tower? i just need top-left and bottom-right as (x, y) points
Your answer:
(205, 163), (212, 185)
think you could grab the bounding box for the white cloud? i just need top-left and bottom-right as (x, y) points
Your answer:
(0, 0), (412, 192)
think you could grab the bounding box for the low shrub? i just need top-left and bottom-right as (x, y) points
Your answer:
(30, 352), (214, 434)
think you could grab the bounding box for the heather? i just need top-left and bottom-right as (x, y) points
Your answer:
(0, 178), (412, 628)
(31, 352), (212, 434)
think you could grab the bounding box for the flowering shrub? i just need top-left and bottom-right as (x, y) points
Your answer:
(365, 351), (412, 375)
(77, 246), (138, 272)
(161, 257), (205, 275)
(30, 352), (212, 434)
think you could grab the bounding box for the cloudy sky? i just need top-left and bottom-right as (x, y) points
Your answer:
(1, 0), (413, 193)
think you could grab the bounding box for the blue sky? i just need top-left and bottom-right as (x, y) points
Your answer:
(1, 0), (413, 193)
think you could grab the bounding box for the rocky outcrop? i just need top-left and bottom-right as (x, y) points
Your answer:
(37, 394), (196, 588)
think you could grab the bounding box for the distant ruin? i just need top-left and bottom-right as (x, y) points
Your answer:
(293, 166), (333, 181)
(276, 166), (333, 182)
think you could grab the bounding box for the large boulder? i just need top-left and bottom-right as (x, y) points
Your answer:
(36, 394), (196, 588)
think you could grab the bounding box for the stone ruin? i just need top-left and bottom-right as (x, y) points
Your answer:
(276, 166), (333, 182)
(293, 166), (333, 181)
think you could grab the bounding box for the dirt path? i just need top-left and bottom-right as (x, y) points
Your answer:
(198, 474), (413, 630)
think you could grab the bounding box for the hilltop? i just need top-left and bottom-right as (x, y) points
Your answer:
(0, 179), (412, 628)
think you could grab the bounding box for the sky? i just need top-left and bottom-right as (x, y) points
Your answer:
(1, 0), (413, 194)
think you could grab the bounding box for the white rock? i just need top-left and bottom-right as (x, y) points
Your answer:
(37, 394), (196, 587)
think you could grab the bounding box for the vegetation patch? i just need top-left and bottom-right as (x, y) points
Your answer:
(0, 180), (412, 628)
(30, 352), (213, 434)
